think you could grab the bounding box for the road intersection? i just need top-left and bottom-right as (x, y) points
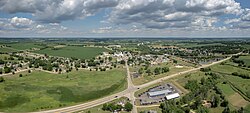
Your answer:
(36, 56), (232, 113)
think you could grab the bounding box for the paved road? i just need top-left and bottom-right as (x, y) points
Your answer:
(37, 55), (232, 113)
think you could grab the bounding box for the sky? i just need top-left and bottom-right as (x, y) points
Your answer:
(0, 0), (250, 37)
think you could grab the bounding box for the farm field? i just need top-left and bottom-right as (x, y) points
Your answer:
(6, 43), (44, 50)
(0, 68), (126, 112)
(35, 46), (110, 59)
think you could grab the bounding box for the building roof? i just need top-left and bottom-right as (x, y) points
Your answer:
(166, 93), (180, 100)
(148, 89), (172, 97)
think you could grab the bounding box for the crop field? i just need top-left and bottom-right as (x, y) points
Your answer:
(7, 43), (44, 50)
(0, 69), (126, 112)
(35, 46), (110, 59)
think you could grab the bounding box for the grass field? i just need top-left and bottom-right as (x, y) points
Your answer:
(238, 55), (250, 67)
(7, 43), (44, 50)
(0, 69), (126, 112)
(35, 46), (110, 59)
(0, 47), (18, 53)
(217, 83), (250, 110)
(211, 63), (250, 94)
(79, 97), (129, 113)
(133, 65), (191, 85)
(137, 106), (162, 113)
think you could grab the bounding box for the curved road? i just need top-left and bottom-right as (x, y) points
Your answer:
(36, 56), (232, 113)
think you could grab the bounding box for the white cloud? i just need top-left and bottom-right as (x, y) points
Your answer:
(0, 0), (119, 23)
(109, 0), (242, 29)
(10, 17), (33, 28)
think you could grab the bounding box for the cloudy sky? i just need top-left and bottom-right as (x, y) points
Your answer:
(0, 0), (250, 37)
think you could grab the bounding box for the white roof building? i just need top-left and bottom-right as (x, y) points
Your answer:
(165, 93), (180, 100)
(147, 89), (172, 97)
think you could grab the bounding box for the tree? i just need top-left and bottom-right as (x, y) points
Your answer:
(162, 67), (169, 73)
(222, 107), (230, 113)
(28, 70), (31, 73)
(197, 106), (209, 113)
(154, 67), (161, 75)
(0, 59), (5, 65)
(19, 74), (23, 77)
(146, 69), (151, 76)
(120, 60), (125, 65)
(138, 68), (144, 74)
(124, 102), (133, 111)
(0, 76), (4, 82)
(211, 94), (220, 108)
(4, 66), (11, 73)
(0, 68), (2, 74)
(221, 100), (228, 107)
(108, 57), (112, 61)
(102, 103), (108, 111)
(201, 77), (205, 85)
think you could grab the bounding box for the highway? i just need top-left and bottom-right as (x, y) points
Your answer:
(37, 55), (232, 113)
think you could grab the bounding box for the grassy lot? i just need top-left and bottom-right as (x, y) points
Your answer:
(211, 63), (250, 95)
(0, 47), (18, 53)
(0, 54), (10, 60)
(35, 46), (110, 59)
(238, 55), (250, 67)
(7, 43), (44, 50)
(131, 63), (192, 85)
(217, 83), (249, 109)
(0, 69), (126, 112)
(137, 106), (162, 113)
(78, 97), (129, 113)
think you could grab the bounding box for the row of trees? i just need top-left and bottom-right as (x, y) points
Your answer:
(102, 102), (133, 112)
(159, 71), (245, 113)
(232, 72), (250, 79)
(138, 66), (169, 76)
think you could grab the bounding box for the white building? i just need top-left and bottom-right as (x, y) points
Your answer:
(147, 89), (172, 97)
(165, 93), (180, 100)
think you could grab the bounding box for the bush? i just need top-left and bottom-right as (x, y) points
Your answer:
(0, 76), (5, 82)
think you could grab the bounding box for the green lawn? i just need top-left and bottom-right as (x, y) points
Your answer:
(0, 69), (126, 112)
(7, 43), (44, 50)
(35, 46), (110, 59)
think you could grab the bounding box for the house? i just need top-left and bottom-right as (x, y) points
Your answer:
(165, 93), (180, 100)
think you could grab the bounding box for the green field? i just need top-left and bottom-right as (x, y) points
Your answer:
(35, 46), (110, 59)
(7, 43), (44, 50)
(80, 97), (129, 113)
(238, 55), (250, 66)
(0, 47), (18, 53)
(132, 62), (192, 85)
(0, 69), (126, 112)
